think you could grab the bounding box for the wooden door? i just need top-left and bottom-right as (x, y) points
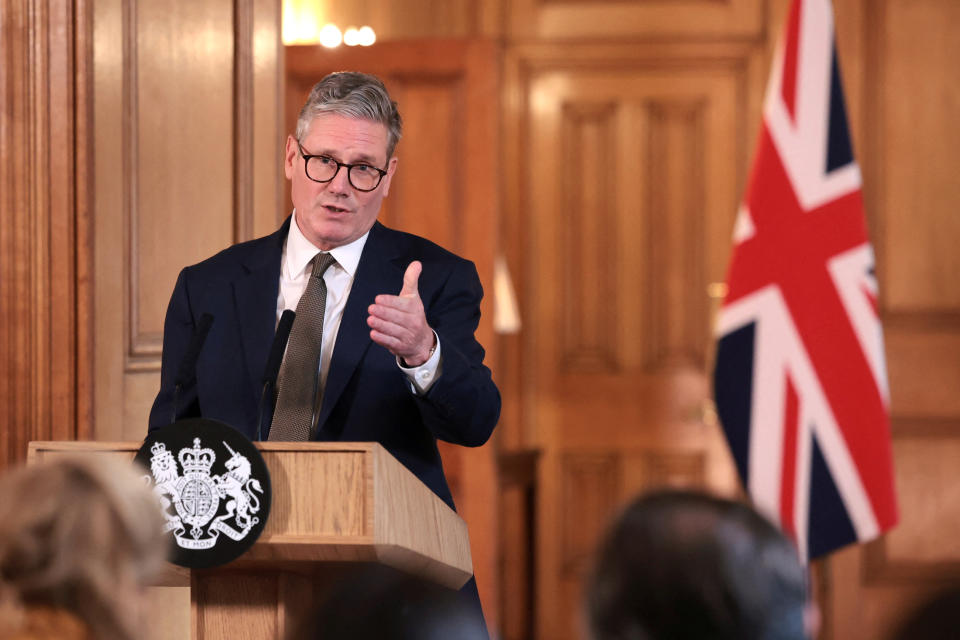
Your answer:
(285, 39), (501, 628)
(504, 42), (754, 639)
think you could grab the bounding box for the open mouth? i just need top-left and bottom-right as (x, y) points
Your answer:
(323, 204), (350, 214)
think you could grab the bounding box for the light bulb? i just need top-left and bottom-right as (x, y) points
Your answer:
(318, 24), (342, 48)
(343, 27), (361, 46)
(358, 26), (376, 46)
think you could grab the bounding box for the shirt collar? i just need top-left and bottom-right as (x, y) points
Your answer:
(285, 209), (369, 279)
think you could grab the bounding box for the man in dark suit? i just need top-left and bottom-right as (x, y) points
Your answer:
(149, 69), (499, 503)
(148, 72), (499, 627)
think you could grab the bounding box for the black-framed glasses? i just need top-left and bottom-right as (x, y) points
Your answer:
(297, 142), (388, 192)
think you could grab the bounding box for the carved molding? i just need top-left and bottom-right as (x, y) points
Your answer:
(122, 0), (157, 368)
(514, 0), (764, 40)
(560, 452), (620, 575)
(234, 0), (256, 244)
(891, 417), (960, 438)
(0, 0), (86, 464)
(558, 101), (620, 372)
(642, 99), (709, 372)
(883, 311), (960, 332)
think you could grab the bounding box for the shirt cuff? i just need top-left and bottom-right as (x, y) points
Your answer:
(397, 331), (442, 395)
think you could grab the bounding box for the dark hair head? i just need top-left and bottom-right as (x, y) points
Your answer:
(292, 565), (486, 640)
(587, 489), (808, 640)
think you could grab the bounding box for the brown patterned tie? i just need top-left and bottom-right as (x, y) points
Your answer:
(268, 252), (337, 441)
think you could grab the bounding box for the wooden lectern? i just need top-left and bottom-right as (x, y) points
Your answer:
(27, 441), (473, 640)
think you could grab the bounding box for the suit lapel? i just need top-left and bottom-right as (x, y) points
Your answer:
(316, 222), (402, 434)
(234, 220), (287, 409)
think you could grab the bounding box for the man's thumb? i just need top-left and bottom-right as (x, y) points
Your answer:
(400, 261), (422, 297)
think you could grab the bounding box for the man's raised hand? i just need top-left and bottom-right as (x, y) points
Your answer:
(367, 260), (436, 366)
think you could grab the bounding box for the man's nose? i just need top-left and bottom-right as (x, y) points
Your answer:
(326, 165), (351, 194)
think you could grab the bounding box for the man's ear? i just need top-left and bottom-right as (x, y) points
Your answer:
(381, 156), (399, 197)
(283, 135), (298, 180)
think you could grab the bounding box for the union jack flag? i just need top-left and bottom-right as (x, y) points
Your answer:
(713, 0), (898, 561)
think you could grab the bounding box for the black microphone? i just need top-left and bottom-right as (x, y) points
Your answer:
(170, 313), (214, 425)
(257, 310), (295, 441)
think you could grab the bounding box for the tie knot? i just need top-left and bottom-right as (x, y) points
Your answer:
(311, 252), (337, 278)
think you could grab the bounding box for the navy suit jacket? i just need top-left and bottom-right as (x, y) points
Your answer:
(148, 218), (500, 510)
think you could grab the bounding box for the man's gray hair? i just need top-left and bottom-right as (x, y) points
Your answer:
(295, 71), (403, 160)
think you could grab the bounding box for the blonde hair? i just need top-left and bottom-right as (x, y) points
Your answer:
(0, 456), (169, 640)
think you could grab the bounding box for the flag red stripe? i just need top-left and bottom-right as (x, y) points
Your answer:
(780, 376), (800, 541)
(781, 0), (803, 123)
(783, 268), (898, 529)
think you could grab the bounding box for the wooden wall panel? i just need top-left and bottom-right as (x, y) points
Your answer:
(386, 80), (462, 245)
(875, 435), (960, 569)
(130, 0), (236, 364)
(877, 0), (960, 312)
(92, 0), (283, 440)
(886, 327), (960, 417)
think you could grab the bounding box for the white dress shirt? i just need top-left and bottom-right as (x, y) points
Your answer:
(275, 210), (441, 398)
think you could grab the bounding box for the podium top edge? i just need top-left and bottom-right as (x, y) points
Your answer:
(27, 441), (385, 454)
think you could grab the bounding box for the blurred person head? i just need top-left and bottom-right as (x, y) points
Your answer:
(889, 586), (960, 640)
(290, 565), (487, 640)
(586, 489), (809, 640)
(0, 456), (168, 640)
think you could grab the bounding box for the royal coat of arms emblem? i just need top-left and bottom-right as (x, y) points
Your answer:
(146, 438), (265, 550)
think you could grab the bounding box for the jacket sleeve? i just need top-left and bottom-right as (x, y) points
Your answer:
(148, 268), (201, 432)
(412, 259), (501, 447)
